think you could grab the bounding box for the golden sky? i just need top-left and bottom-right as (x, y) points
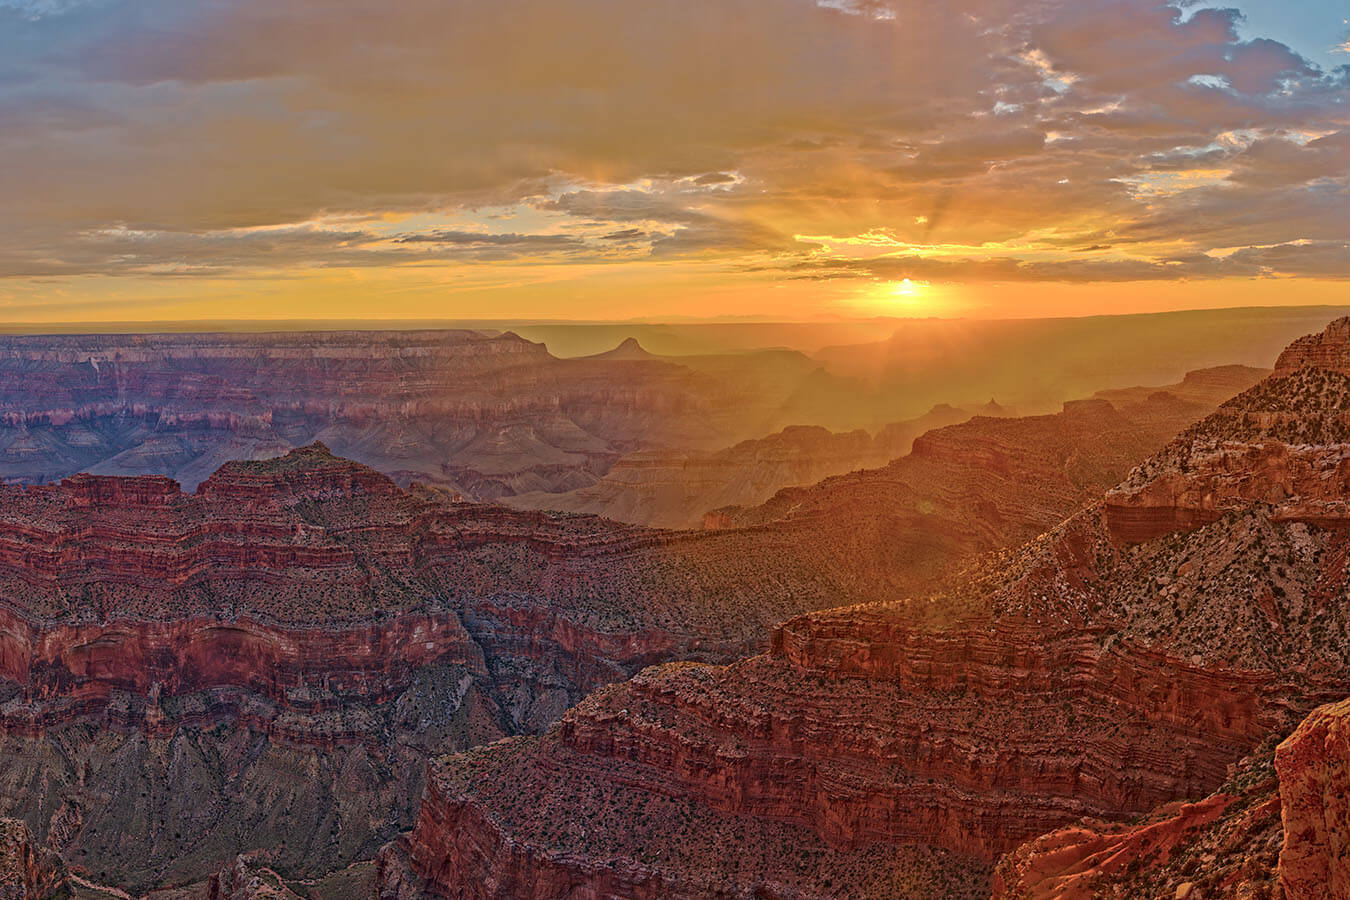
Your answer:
(0, 0), (1347, 322)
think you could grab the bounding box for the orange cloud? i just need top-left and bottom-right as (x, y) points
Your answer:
(0, 0), (1346, 321)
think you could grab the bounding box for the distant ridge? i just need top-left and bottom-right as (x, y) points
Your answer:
(585, 336), (659, 361)
(978, 398), (1009, 416)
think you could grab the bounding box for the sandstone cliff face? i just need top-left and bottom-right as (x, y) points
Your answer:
(0, 444), (887, 891)
(1276, 697), (1350, 900)
(0, 819), (67, 900)
(991, 743), (1284, 900)
(991, 693), (1350, 900)
(1275, 318), (1350, 376)
(398, 546), (1321, 898)
(1107, 327), (1350, 544)
(392, 735), (991, 900)
(0, 330), (826, 500)
(398, 500), (1340, 899)
(394, 325), (1350, 900)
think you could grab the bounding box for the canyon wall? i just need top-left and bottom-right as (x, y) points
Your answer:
(398, 567), (1334, 900)
(0, 341), (1289, 895)
(1276, 697), (1350, 900)
(506, 405), (975, 529)
(392, 321), (1350, 900)
(0, 330), (830, 499)
(991, 694), (1350, 900)
(0, 444), (875, 890)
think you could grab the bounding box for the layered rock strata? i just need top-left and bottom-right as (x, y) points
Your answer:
(1107, 366), (1350, 544)
(0, 330), (825, 499)
(703, 367), (1264, 604)
(1276, 697), (1350, 900)
(384, 735), (991, 900)
(991, 743), (1284, 900)
(395, 321), (1350, 899)
(0, 349), (1284, 895)
(0, 406), (1187, 893)
(991, 694), (1350, 899)
(0, 444), (873, 891)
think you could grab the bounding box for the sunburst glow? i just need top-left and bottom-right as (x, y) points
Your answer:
(893, 278), (921, 298)
(0, 0), (1343, 322)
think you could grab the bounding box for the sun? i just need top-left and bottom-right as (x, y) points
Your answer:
(892, 278), (920, 298)
(886, 278), (932, 309)
(858, 277), (943, 316)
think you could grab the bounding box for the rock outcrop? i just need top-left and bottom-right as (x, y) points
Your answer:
(989, 691), (1350, 900)
(205, 855), (305, 900)
(1275, 317), (1350, 376)
(1276, 697), (1350, 900)
(0, 444), (884, 891)
(393, 322), (1350, 899)
(1106, 330), (1350, 544)
(386, 734), (991, 900)
(991, 742), (1284, 900)
(0, 819), (67, 900)
(703, 368), (1265, 604)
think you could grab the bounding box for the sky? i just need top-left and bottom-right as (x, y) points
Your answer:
(0, 0), (1346, 323)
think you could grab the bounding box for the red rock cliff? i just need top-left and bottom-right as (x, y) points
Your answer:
(1277, 696), (1350, 900)
(991, 695), (1350, 900)
(394, 324), (1350, 899)
(0, 819), (67, 900)
(0, 442), (906, 891)
(1107, 318), (1350, 544)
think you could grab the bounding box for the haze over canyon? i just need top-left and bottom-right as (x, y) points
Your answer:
(0, 309), (1342, 899)
(3, 0), (1350, 896)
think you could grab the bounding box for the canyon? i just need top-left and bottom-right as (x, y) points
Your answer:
(505, 404), (981, 529)
(389, 318), (1350, 899)
(0, 354), (1268, 895)
(703, 366), (1264, 596)
(0, 443), (867, 891)
(2, 320), (1349, 897)
(0, 315), (1320, 519)
(0, 330), (847, 500)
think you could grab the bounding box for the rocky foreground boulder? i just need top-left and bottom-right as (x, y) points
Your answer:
(1276, 698), (1350, 900)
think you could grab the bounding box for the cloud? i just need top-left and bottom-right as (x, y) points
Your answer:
(391, 230), (582, 248)
(0, 0), (1346, 297)
(780, 239), (1350, 283)
(599, 229), (648, 241)
(0, 222), (598, 278)
(0, 0), (93, 18)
